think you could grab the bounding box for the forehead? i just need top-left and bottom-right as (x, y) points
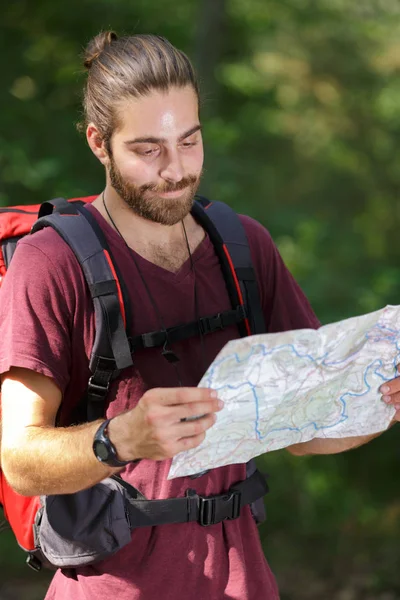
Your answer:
(114, 86), (199, 139)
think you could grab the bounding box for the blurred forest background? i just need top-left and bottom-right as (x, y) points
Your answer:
(1, 0), (400, 598)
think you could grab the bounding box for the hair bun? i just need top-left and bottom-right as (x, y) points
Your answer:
(83, 31), (118, 70)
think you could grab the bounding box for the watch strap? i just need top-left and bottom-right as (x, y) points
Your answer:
(93, 418), (134, 467)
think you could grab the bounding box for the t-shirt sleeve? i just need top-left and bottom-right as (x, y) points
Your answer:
(0, 238), (73, 393)
(240, 215), (320, 333)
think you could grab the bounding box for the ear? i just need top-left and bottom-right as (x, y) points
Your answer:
(86, 124), (110, 165)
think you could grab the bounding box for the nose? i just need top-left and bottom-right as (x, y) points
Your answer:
(159, 148), (184, 183)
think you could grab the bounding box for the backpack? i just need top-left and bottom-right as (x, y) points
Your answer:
(0, 195), (268, 571)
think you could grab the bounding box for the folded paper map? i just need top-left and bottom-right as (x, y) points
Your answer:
(168, 305), (398, 479)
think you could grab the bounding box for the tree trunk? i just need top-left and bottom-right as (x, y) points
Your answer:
(194, 0), (227, 117)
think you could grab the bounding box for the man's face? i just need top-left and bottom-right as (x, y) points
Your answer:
(107, 86), (204, 226)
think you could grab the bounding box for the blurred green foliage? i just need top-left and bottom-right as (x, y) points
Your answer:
(1, 0), (400, 598)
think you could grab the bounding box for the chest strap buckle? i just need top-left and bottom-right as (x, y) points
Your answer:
(198, 489), (242, 526)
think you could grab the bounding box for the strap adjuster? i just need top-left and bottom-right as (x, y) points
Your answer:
(26, 553), (42, 572)
(87, 376), (110, 399)
(199, 313), (224, 335)
(198, 490), (241, 526)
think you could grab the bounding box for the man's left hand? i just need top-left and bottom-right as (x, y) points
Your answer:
(380, 366), (400, 422)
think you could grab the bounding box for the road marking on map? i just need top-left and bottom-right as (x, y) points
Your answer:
(169, 305), (398, 479)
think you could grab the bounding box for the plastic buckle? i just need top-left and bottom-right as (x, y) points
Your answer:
(87, 376), (110, 399)
(26, 553), (42, 572)
(198, 490), (241, 526)
(199, 313), (223, 336)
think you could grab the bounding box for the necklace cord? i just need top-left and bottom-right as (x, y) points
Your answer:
(101, 191), (206, 384)
(102, 191), (167, 329)
(181, 218), (207, 376)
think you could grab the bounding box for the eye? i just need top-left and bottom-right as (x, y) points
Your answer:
(181, 140), (198, 149)
(135, 145), (160, 157)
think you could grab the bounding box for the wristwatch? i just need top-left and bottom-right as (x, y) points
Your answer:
(92, 418), (134, 468)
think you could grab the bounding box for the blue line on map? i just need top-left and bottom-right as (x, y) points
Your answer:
(206, 321), (400, 440)
(254, 359), (384, 439)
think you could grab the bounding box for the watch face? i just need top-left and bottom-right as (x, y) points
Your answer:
(94, 440), (109, 462)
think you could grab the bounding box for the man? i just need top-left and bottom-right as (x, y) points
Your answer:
(0, 32), (398, 600)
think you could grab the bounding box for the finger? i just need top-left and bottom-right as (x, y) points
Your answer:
(380, 377), (400, 396)
(152, 387), (219, 406)
(172, 413), (217, 439)
(382, 389), (400, 404)
(167, 399), (224, 423)
(175, 431), (207, 453)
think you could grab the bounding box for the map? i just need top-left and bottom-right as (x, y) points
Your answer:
(168, 305), (398, 479)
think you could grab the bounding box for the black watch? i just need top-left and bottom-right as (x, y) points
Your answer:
(93, 418), (133, 468)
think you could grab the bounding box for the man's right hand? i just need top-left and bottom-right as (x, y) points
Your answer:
(1, 369), (223, 495)
(108, 387), (224, 462)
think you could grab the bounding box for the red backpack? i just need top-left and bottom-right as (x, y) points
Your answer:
(0, 195), (267, 570)
(0, 198), (97, 558)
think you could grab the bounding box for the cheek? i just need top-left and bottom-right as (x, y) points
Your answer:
(114, 153), (155, 186)
(185, 144), (204, 175)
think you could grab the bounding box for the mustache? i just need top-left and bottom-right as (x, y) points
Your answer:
(140, 174), (199, 195)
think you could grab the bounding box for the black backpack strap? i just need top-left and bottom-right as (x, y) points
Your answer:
(31, 201), (133, 422)
(192, 197), (266, 336)
(38, 197), (83, 218)
(114, 468), (268, 528)
(128, 305), (246, 353)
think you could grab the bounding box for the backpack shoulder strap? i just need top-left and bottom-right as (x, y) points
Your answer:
(192, 197), (266, 336)
(31, 200), (133, 421)
(192, 197), (268, 518)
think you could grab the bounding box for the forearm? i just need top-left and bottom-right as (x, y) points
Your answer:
(287, 433), (378, 456)
(1, 374), (222, 496)
(1, 420), (120, 496)
(288, 419), (397, 456)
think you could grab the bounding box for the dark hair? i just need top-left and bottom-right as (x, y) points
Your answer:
(80, 31), (199, 143)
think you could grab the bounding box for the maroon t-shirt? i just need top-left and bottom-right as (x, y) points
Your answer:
(0, 204), (319, 600)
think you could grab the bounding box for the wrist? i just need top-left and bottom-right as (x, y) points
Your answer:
(107, 414), (141, 463)
(93, 418), (140, 467)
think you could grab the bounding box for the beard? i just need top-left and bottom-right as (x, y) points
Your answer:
(108, 156), (202, 226)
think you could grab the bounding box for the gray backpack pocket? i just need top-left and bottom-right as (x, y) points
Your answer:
(36, 477), (132, 568)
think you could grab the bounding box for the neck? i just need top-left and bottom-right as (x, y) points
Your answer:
(93, 185), (206, 273)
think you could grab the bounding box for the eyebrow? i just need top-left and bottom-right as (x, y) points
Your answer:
(124, 124), (202, 146)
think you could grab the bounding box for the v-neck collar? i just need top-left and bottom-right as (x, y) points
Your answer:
(85, 203), (212, 283)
